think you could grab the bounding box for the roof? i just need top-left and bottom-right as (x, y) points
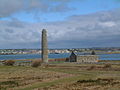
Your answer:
(71, 52), (91, 56)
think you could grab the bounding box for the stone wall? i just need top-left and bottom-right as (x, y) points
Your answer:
(77, 55), (98, 63)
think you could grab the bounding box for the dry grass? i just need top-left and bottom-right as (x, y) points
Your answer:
(3, 60), (15, 66)
(0, 66), (72, 90)
(39, 78), (120, 90)
(0, 63), (120, 90)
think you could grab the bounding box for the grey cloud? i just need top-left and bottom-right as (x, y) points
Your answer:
(4, 29), (14, 33)
(0, 0), (24, 17)
(27, 0), (75, 13)
(0, 0), (74, 18)
(27, 0), (49, 12)
(0, 0), (119, 18)
(46, 9), (120, 48)
(6, 19), (25, 28)
(0, 8), (120, 48)
(50, 3), (74, 12)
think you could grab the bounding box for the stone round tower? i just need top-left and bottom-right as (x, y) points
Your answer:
(41, 29), (48, 63)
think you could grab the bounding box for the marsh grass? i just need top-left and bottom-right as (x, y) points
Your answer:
(3, 60), (15, 66)
(31, 60), (42, 67)
(0, 63), (120, 90)
(0, 81), (19, 89)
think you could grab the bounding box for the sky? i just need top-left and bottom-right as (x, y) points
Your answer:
(0, 0), (120, 49)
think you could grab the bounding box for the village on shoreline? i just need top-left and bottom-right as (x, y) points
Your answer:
(0, 47), (120, 55)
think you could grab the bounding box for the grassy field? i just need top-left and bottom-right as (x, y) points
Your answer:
(0, 63), (120, 90)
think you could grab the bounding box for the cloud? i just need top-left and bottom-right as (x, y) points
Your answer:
(4, 29), (14, 33)
(98, 21), (116, 27)
(0, 8), (120, 48)
(0, 0), (74, 18)
(6, 18), (25, 28)
(0, 0), (24, 17)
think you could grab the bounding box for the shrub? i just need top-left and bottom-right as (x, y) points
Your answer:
(4, 60), (15, 66)
(66, 58), (69, 62)
(31, 60), (42, 67)
(91, 51), (96, 55)
(103, 64), (111, 68)
(87, 65), (96, 70)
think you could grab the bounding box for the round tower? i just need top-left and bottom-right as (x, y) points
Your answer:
(41, 29), (48, 63)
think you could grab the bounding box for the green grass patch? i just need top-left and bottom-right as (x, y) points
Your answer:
(0, 81), (19, 89)
(18, 74), (95, 90)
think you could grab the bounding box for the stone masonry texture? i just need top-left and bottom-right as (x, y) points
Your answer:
(41, 29), (48, 63)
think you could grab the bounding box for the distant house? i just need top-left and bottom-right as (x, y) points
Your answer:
(69, 52), (98, 63)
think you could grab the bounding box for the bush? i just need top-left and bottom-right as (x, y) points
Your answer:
(66, 58), (69, 62)
(87, 65), (96, 70)
(91, 51), (96, 55)
(4, 60), (15, 66)
(31, 60), (42, 67)
(103, 64), (111, 68)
